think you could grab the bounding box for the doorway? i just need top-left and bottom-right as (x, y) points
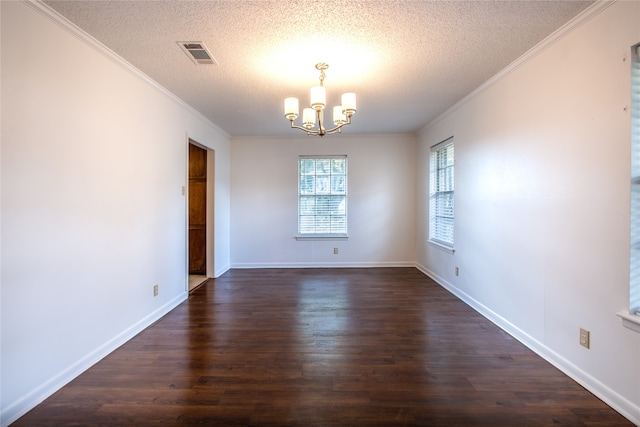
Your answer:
(188, 142), (208, 291)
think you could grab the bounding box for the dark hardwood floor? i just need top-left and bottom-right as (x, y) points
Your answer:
(15, 268), (632, 426)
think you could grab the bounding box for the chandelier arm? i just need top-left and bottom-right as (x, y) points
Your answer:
(287, 113), (353, 136)
(323, 124), (347, 135)
(321, 114), (353, 135)
(289, 120), (320, 135)
(324, 125), (344, 135)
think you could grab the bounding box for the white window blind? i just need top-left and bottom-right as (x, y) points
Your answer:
(298, 156), (347, 236)
(429, 138), (454, 247)
(630, 44), (640, 314)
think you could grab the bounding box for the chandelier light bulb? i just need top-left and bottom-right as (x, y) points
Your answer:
(310, 86), (326, 111)
(302, 108), (316, 129)
(284, 97), (299, 120)
(341, 93), (357, 115)
(333, 105), (346, 125)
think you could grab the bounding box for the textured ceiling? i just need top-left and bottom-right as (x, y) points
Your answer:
(44, 0), (593, 137)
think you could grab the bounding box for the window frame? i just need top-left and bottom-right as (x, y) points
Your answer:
(628, 43), (640, 322)
(296, 155), (348, 240)
(428, 137), (455, 252)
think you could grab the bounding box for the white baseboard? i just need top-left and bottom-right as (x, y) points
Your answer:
(214, 264), (231, 278)
(415, 263), (640, 426)
(230, 261), (416, 269)
(1, 292), (188, 427)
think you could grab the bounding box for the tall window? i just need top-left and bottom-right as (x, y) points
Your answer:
(298, 156), (348, 236)
(630, 44), (640, 314)
(429, 138), (454, 248)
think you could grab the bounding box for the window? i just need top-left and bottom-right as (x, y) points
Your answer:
(298, 156), (347, 237)
(630, 44), (640, 314)
(429, 138), (454, 248)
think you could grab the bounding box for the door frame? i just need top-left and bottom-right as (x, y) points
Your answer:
(186, 137), (215, 290)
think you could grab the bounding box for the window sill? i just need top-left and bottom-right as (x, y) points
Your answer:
(428, 240), (455, 254)
(296, 234), (349, 241)
(617, 311), (640, 333)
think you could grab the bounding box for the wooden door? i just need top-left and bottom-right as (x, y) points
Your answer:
(189, 143), (207, 274)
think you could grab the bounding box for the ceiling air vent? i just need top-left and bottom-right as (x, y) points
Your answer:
(178, 41), (217, 65)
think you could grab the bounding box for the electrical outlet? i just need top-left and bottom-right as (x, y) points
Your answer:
(579, 327), (590, 349)
(455, 266), (459, 276)
(153, 284), (159, 297)
(334, 247), (339, 254)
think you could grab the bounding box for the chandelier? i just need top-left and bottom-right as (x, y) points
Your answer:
(284, 63), (357, 137)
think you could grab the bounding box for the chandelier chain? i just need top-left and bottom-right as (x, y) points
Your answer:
(315, 62), (328, 86)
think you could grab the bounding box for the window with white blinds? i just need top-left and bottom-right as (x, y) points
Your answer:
(429, 138), (454, 248)
(630, 44), (640, 314)
(298, 156), (347, 237)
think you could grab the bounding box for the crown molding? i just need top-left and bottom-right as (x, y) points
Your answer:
(21, 0), (230, 139)
(419, 0), (617, 135)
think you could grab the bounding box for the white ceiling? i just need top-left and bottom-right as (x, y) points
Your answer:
(44, 0), (593, 138)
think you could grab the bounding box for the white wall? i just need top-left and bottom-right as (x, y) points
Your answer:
(3, 0), (639, 424)
(417, 2), (640, 423)
(0, 2), (231, 425)
(231, 135), (416, 267)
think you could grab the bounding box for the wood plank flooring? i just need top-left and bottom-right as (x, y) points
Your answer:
(14, 268), (633, 426)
